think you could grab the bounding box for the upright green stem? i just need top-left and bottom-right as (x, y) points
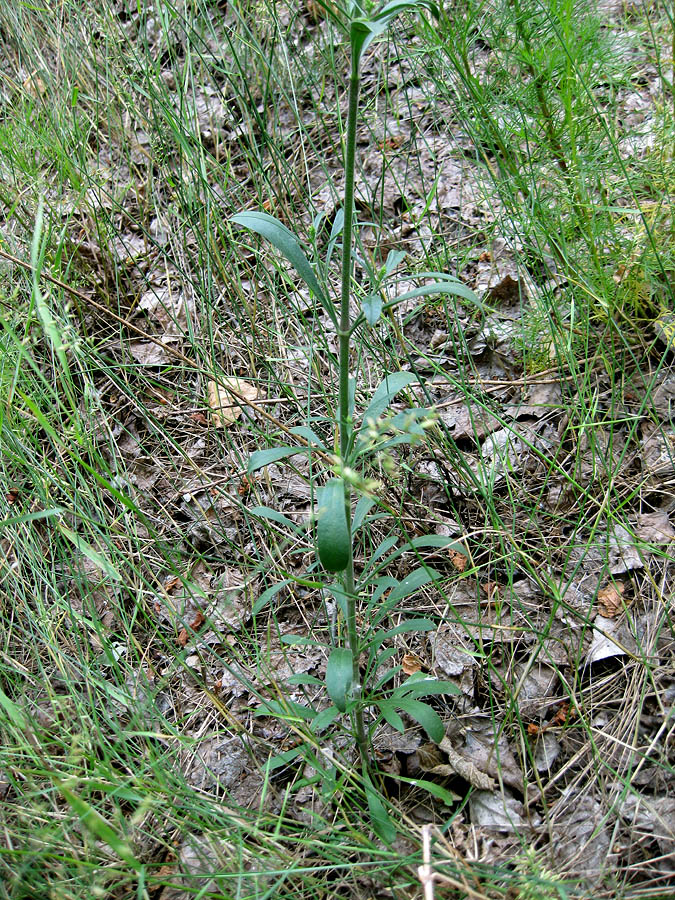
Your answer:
(339, 50), (369, 769)
(339, 63), (360, 461)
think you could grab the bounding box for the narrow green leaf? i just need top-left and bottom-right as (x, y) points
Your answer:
(371, 659), (401, 690)
(328, 582), (350, 620)
(230, 211), (334, 322)
(372, 0), (440, 23)
(391, 776), (459, 805)
(395, 697), (445, 743)
(263, 746), (302, 774)
(255, 699), (314, 721)
(325, 647), (353, 712)
(249, 506), (300, 532)
(58, 784), (142, 872)
(368, 619), (436, 658)
(0, 687), (28, 729)
(57, 524), (122, 581)
(365, 537), (400, 570)
(311, 705), (341, 733)
(380, 618), (436, 642)
(384, 248), (407, 275)
(288, 425), (327, 448)
(404, 535), (465, 552)
(367, 575), (399, 603)
(253, 579), (290, 615)
(377, 701), (405, 733)
(364, 778), (396, 844)
(248, 446), (303, 473)
(287, 673), (324, 686)
(368, 536), (466, 575)
(389, 567), (438, 601)
(350, 1), (439, 65)
(388, 408), (429, 434)
(280, 634), (324, 647)
(388, 280), (483, 310)
(350, 19), (386, 64)
(325, 207), (344, 268)
(0, 507), (63, 530)
(360, 433), (417, 455)
(391, 675), (461, 700)
(362, 293), (383, 326)
(352, 495), (376, 533)
(316, 479), (350, 573)
(358, 371), (418, 433)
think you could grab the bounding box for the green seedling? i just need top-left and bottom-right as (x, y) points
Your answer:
(230, 0), (480, 840)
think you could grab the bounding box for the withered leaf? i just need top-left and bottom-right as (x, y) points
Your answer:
(401, 652), (423, 675)
(207, 377), (259, 427)
(448, 549), (467, 572)
(637, 510), (675, 544)
(428, 735), (496, 791)
(597, 581), (626, 618)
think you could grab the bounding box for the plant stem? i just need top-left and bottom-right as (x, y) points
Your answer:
(339, 47), (369, 771)
(339, 67), (360, 460)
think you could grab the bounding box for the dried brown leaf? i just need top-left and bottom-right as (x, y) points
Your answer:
(448, 549), (467, 572)
(470, 790), (529, 831)
(23, 71), (47, 97)
(207, 377), (259, 427)
(608, 524), (642, 574)
(128, 341), (171, 366)
(438, 403), (501, 442)
(401, 652), (423, 675)
(637, 510), (675, 544)
(597, 581), (626, 618)
(432, 736), (496, 791)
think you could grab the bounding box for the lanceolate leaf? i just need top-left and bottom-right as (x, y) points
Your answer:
(251, 578), (291, 616)
(368, 537), (465, 575)
(230, 212), (335, 323)
(288, 425), (327, 448)
(311, 705), (341, 733)
(248, 445), (304, 473)
(391, 776), (459, 805)
(364, 776), (396, 844)
(369, 618), (436, 653)
(395, 697), (445, 743)
(391, 675), (461, 700)
(362, 292), (383, 326)
(58, 784), (142, 872)
(389, 567), (438, 601)
(386, 280), (483, 310)
(255, 698), (314, 721)
(0, 507), (62, 530)
(377, 701), (405, 733)
(352, 495), (376, 533)
(383, 618), (436, 640)
(384, 248), (407, 275)
(249, 506), (301, 532)
(358, 371), (418, 434)
(0, 686), (28, 729)
(325, 207), (344, 268)
(372, 0), (440, 22)
(57, 524), (121, 582)
(325, 647), (353, 712)
(366, 538), (400, 570)
(316, 479), (351, 573)
(263, 747), (302, 775)
(350, 19), (387, 64)
(350, 0), (439, 64)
